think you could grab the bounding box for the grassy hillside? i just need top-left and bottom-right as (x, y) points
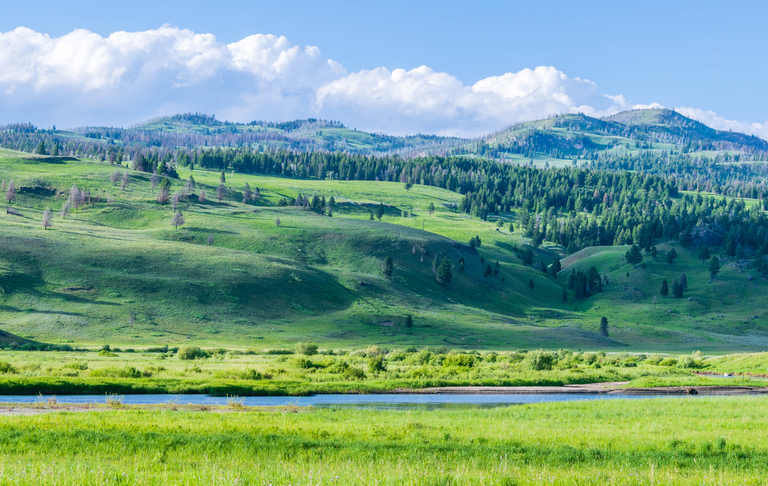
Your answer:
(2, 151), (768, 352)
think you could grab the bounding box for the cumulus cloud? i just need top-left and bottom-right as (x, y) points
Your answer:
(674, 106), (768, 140)
(0, 25), (763, 138)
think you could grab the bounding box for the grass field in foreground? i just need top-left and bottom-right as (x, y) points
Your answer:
(1, 397), (768, 485)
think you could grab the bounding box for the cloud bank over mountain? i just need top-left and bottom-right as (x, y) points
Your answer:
(0, 25), (765, 138)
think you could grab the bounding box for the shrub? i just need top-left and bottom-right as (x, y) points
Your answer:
(90, 366), (151, 378)
(416, 350), (433, 365)
(443, 354), (476, 368)
(63, 361), (88, 371)
(525, 350), (555, 371)
(98, 350), (117, 357)
(0, 362), (17, 374)
(366, 345), (386, 358)
(658, 358), (678, 367)
(178, 345), (207, 360)
(266, 349), (293, 355)
(368, 355), (387, 373)
(344, 366), (366, 380)
(294, 358), (316, 369)
(678, 356), (702, 369)
(295, 342), (318, 356)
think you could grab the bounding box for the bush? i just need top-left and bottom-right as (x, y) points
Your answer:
(294, 358), (316, 369)
(344, 366), (366, 380)
(443, 354), (476, 368)
(525, 350), (555, 371)
(368, 355), (387, 373)
(266, 349), (294, 355)
(98, 350), (117, 357)
(178, 345), (207, 360)
(0, 362), (18, 374)
(678, 356), (702, 369)
(658, 358), (678, 367)
(416, 350), (433, 365)
(63, 361), (88, 371)
(90, 366), (151, 378)
(295, 342), (318, 356)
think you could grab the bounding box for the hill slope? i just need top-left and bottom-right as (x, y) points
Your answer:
(2, 151), (768, 352)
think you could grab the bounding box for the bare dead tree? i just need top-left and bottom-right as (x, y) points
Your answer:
(206, 233), (214, 245)
(151, 171), (160, 191)
(5, 180), (15, 203)
(198, 189), (206, 203)
(243, 183), (253, 204)
(216, 184), (225, 203)
(42, 208), (53, 230)
(60, 200), (70, 219)
(121, 171), (129, 191)
(171, 191), (181, 211)
(171, 211), (185, 229)
(157, 186), (170, 205)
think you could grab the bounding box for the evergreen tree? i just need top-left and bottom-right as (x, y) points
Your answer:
(660, 279), (669, 296)
(599, 317), (609, 337)
(220, 171), (226, 183)
(626, 244), (643, 265)
(666, 248), (678, 265)
(672, 279), (683, 298)
(698, 246), (711, 260)
(549, 257), (561, 277)
(459, 257), (465, 272)
(375, 204), (385, 221)
(436, 258), (452, 285)
(528, 279), (535, 292)
(680, 273), (688, 290)
(709, 256), (721, 279)
(382, 255), (393, 278)
(562, 288), (568, 302)
(483, 264), (492, 277)
(35, 141), (46, 155)
(404, 314), (413, 329)
(427, 202), (435, 215)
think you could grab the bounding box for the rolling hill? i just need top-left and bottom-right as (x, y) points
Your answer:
(2, 147), (768, 353)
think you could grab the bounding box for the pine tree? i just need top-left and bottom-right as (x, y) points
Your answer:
(666, 248), (677, 264)
(698, 246), (711, 260)
(404, 314), (413, 329)
(428, 202), (435, 215)
(220, 171), (226, 184)
(626, 244), (643, 265)
(382, 255), (394, 278)
(599, 317), (609, 337)
(528, 279), (535, 292)
(376, 204), (385, 221)
(436, 258), (452, 285)
(672, 279), (683, 298)
(680, 273), (688, 290)
(549, 257), (561, 277)
(562, 288), (568, 302)
(660, 279), (669, 296)
(459, 257), (465, 272)
(709, 256), (721, 279)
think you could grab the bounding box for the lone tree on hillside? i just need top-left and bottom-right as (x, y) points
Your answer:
(121, 171), (129, 191)
(459, 257), (465, 272)
(382, 255), (393, 278)
(680, 273), (688, 290)
(198, 189), (206, 203)
(599, 317), (609, 337)
(427, 202), (435, 216)
(5, 180), (15, 203)
(660, 279), (669, 296)
(404, 314), (413, 329)
(375, 203), (385, 221)
(220, 171), (226, 184)
(206, 233), (214, 245)
(41, 208), (53, 230)
(243, 183), (253, 204)
(436, 258), (452, 285)
(404, 181), (413, 191)
(171, 191), (181, 211)
(626, 244), (643, 265)
(698, 246), (711, 261)
(275, 217), (281, 226)
(110, 170), (120, 185)
(171, 211), (185, 229)
(528, 279), (534, 292)
(709, 256), (721, 280)
(562, 288), (568, 302)
(216, 184), (225, 203)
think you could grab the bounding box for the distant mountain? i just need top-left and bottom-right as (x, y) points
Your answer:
(485, 109), (768, 160)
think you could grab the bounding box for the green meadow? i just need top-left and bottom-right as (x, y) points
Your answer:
(1, 397), (768, 485)
(1, 151), (767, 352)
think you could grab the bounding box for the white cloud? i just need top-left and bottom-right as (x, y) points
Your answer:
(632, 102), (665, 110)
(0, 25), (763, 139)
(674, 106), (768, 140)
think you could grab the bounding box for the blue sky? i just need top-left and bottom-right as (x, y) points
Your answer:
(1, 0), (766, 136)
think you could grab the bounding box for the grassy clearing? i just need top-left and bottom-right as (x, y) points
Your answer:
(1, 397), (768, 484)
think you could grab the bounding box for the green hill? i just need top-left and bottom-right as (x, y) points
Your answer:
(2, 150), (768, 352)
